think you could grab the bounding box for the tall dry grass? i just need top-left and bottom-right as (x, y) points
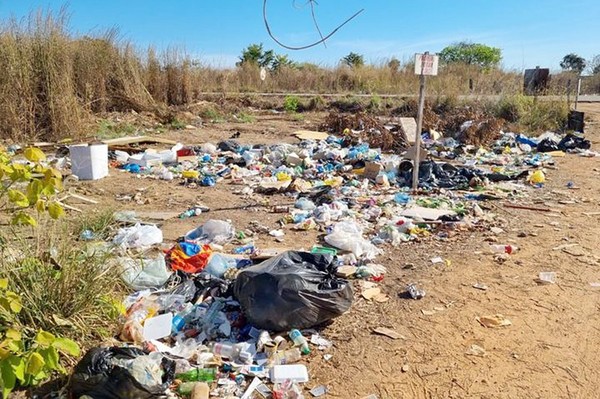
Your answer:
(0, 8), (588, 142)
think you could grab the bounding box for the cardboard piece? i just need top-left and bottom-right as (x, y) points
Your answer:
(102, 135), (177, 147)
(399, 117), (418, 143)
(401, 206), (456, 221)
(362, 287), (381, 300)
(404, 145), (428, 161)
(336, 266), (357, 278)
(293, 130), (329, 141)
(373, 327), (405, 340)
(363, 162), (382, 181)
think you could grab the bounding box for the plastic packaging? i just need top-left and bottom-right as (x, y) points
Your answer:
(120, 254), (171, 291)
(70, 347), (175, 399)
(324, 221), (382, 259)
(204, 254), (238, 278)
(113, 223), (163, 249)
(529, 170), (545, 185)
(270, 348), (302, 365)
(234, 251), (353, 331)
(185, 219), (234, 245)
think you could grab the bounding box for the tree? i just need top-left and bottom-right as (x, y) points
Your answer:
(387, 57), (401, 73)
(588, 55), (600, 75)
(560, 53), (586, 73)
(237, 43), (274, 68)
(341, 52), (365, 68)
(271, 54), (296, 72)
(439, 42), (502, 68)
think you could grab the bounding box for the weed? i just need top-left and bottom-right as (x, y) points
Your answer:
(96, 120), (138, 138)
(367, 95), (382, 113)
(234, 112), (256, 123)
(169, 118), (186, 130)
(73, 208), (115, 241)
(283, 95), (300, 113)
(306, 95), (326, 111)
(200, 107), (225, 123)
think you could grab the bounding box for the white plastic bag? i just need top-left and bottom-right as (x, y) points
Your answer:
(113, 223), (163, 248)
(184, 219), (234, 245)
(120, 254), (171, 290)
(324, 221), (382, 259)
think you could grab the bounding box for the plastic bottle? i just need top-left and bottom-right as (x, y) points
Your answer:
(175, 367), (217, 382)
(270, 347), (302, 365)
(288, 329), (310, 355)
(209, 342), (235, 358)
(489, 244), (519, 254)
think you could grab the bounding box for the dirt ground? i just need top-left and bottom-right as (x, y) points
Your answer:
(69, 104), (600, 399)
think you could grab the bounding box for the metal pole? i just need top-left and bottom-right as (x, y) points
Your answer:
(575, 77), (581, 110)
(411, 73), (426, 191)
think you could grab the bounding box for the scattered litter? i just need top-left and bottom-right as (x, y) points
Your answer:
(536, 271), (557, 285)
(406, 283), (426, 299)
(477, 314), (512, 328)
(472, 283), (488, 291)
(421, 310), (436, 316)
(373, 327), (405, 340)
(309, 385), (328, 397)
(465, 344), (487, 357)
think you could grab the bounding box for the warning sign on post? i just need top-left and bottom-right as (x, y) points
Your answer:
(414, 53), (439, 76)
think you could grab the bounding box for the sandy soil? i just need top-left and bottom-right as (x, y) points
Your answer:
(68, 105), (600, 399)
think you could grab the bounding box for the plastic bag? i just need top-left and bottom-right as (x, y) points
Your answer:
(184, 219), (234, 245)
(70, 347), (175, 399)
(204, 253), (238, 278)
(120, 254), (171, 291)
(234, 251), (353, 331)
(324, 221), (382, 259)
(113, 223), (163, 249)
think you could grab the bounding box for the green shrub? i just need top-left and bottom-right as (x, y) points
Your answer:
(283, 95), (300, 113)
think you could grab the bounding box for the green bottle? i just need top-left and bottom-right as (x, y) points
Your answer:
(176, 367), (217, 382)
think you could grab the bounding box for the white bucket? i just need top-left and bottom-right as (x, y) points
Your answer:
(69, 144), (108, 180)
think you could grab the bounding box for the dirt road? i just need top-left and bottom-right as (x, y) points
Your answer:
(76, 105), (600, 399)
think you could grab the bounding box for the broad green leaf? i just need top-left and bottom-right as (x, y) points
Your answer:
(52, 337), (80, 357)
(0, 348), (9, 360)
(7, 189), (29, 207)
(26, 180), (42, 204)
(0, 279), (7, 290)
(11, 212), (37, 227)
(47, 202), (65, 220)
(9, 355), (25, 382)
(35, 199), (46, 213)
(34, 331), (55, 348)
(24, 147), (46, 163)
(0, 358), (16, 398)
(25, 352), (45, 376)
(38, 347), (62, 373)
(5, 292), (22, 313)
(4, 330), (20, 342)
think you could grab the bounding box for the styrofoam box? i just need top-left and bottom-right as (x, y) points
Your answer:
(70, 144), (108, 180)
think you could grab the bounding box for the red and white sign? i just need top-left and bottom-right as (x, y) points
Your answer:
(414, 53), (439, 76)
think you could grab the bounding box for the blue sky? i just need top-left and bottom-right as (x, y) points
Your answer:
(0, 1), (598, 71)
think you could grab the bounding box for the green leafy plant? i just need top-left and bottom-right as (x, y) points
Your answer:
(0, 147), (64, 226)
(0, 278), (80, 397)
(439, 42), (502, 69)
(169, 118), (186, 130)
(235, 112), (256, 123)
(341, 52), (365, 68)
(283, 95), (300, 113)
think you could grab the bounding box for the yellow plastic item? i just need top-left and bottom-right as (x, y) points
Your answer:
(276, 172), (292, 181)
(529, 170), (545, 184)
(182, 170), (200, 179)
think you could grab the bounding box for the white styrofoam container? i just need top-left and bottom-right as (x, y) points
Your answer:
(70, 144), (109, 180)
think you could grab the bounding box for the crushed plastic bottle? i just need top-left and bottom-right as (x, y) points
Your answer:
(489, 244), (519, 254)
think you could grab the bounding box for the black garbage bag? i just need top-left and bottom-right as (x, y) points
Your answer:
(217, 139), (241, 153)
(70, 347), (175, 399)
(537, 138), (560, 152)
(233, 251), (353, 331)
(558, 134), (591, 151)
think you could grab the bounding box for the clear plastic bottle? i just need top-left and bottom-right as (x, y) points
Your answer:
(209, 342), (235, 358)
(489, 244), (519, 254)
(288, 329), (310, 355)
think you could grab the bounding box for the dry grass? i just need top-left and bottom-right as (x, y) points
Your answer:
(0, 8), (584, 142)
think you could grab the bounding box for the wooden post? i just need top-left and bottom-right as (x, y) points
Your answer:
(575, 77), (581, 110)
(412, 70), (427, 190)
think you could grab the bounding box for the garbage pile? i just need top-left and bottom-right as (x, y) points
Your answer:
(63, 125), (593, 398)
